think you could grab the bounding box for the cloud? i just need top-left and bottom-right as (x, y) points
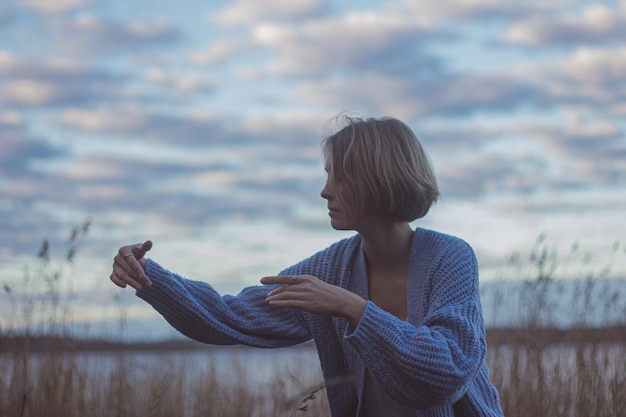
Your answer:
(0, 5), (16, 27)
(60, 108), (245, 145)
(399, 0), (556, 22)
(296, 71), (536, 119)
(419, 124), (505, 150)
(513, 45), (626, 109)
(495, 189), (626, 215)
(504, 3), (626, 47)
(422, 113), (624, 200)
(0, 121), (73, 256)
(60, 108), (325, 149)
(525, 118), (626, 187)
(0, 141), (326, 258)
(145, 68), (216, 96)
(189, 39), (251, 66)
(249, 13), (446, 78)
(0, 109), (22, 126)
(0, 48), (211, 110)
(437, 150), (551, 198)
(0, 50), (126, 108)
(18, 109), (326, 248)
(1, 0), (625, 273)
(2, 79), (64, 105)
(0, 117), (67, 177)
(0, 49), (21, 71)
(0, 153), (201, 256)
(0, 108), (328, 257)
(550, 46), (626, 87)
(56, 13), (182, 54)
(423, 113), (625, 200)
(22, 0), (88, 14)
(209, 0), (326, 27)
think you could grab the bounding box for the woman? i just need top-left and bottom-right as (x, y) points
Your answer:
(110, 116), (504, 417)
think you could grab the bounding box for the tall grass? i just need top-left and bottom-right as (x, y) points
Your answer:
(483, 233), (626, 417)
(2, 336), (623, 417)
(2, 221), (91, 339)
(1, 227), (625, 416)
(487, 331), (625, 417)
(0, 348), (329, 417)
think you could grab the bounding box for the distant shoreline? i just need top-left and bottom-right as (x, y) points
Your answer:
(1, 325), (625, 353)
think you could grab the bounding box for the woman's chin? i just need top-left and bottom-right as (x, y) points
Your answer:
(330, 218), (353, 231)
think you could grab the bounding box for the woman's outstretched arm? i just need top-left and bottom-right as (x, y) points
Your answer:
(109, 240), (311, 348)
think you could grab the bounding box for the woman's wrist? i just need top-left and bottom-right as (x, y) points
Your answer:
(341, 293), (367, 328)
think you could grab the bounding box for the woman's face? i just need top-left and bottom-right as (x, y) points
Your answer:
(321, 162), (354, 231)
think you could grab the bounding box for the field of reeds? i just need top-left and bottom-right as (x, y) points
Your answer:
(1, 225), (625, 417)
(1, 328), (625, 417)
(1, 341), (329, 417)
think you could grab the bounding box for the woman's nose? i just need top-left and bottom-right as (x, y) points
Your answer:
(321, 181), (331, 200)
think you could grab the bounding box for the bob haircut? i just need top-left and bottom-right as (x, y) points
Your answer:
(322, 116), (439, 224)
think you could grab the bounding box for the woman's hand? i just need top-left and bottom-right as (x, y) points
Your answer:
(261, 275), (367, 327)
(110, 240), (153, 290)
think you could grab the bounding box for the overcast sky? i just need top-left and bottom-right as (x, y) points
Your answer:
(1, 0), (625, 337)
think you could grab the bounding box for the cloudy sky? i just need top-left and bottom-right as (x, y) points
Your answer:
(1, 0), (625, 337)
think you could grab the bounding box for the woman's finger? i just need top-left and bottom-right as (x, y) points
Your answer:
(116, 246), (151, 287)
(112, 261), (144, 291)
(109, 272), (127, 288)
(260, 274), (303, 286)
(137, 240), (153, 256)
(261, 275), (305, 297)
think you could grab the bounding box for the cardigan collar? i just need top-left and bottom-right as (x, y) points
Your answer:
(349, 227), (427, 416)
(352, 227), (425, 324)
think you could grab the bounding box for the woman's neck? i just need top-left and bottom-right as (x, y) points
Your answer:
(358, 219), (414, 274)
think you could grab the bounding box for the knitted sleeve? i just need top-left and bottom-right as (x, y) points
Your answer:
(344, 240), (486, 410)
(136, 260), (311, 348)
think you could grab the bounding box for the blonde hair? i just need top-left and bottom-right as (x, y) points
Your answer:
(322, 116), (439, 223)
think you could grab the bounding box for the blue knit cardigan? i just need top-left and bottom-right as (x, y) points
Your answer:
(137, 228), (504, 417)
